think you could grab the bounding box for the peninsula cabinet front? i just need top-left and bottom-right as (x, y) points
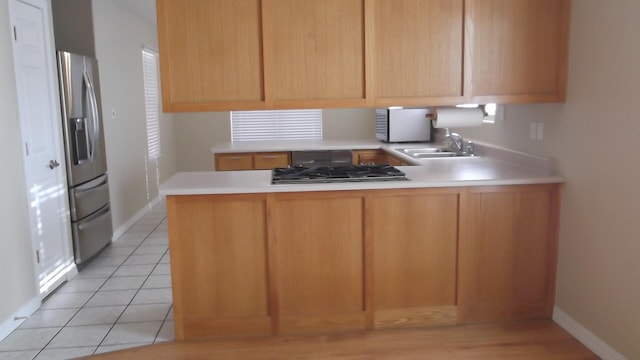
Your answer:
(166, 194), (271, 340)
(457, 184), (560, 324)
(165, 184), (560, 340)
(269, 192), (366, 335)
(369, 189), (459, 329)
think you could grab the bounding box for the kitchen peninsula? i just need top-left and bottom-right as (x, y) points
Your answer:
(160, 143), (563, 341)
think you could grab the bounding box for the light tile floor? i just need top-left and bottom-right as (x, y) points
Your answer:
(0, 202), (174, 360)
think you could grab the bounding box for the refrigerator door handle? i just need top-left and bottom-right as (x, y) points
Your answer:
(83, 70), (100, 162)
(77, 204), (110, 231)
(74, 177), (108, 195)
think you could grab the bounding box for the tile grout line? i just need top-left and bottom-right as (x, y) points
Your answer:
(0, 206), (168, 358)
(92, 215), (169, 354)
(35, 212), (167, 357)
(153, 304), (174, 345)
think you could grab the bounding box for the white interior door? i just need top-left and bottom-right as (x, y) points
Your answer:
(9, 0), (75, 298)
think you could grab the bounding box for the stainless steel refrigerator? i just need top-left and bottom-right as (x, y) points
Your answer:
(57, 51), (112, 267)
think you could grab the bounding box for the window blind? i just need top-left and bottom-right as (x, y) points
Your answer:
(142, 47), (161, 159)
(231, 109), (323, 142)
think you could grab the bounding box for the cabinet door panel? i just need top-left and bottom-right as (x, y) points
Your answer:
(157, 0), (264, 111)
(167, 195), (270, 339)
(369, 191), (458, 328)
(271, 194), (366, 334)
(458, 185), (559, 323)
(372, 0), (464, 105)
(466, 0), (570, 102)
(263, 0), (367, 107)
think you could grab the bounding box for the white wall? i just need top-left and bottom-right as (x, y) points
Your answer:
(458, 1), (640, 358)
(0, 0), (178, 329)
(92, 0), (177, 232)
(0, 0), (39, 324)
(174, 108), (376, 171)
(322, 108), (376, 140)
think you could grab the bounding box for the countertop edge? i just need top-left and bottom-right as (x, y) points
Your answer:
(160, 178), (564, 196)
(160, 166), (565, 196)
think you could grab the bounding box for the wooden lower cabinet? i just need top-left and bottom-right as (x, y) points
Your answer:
(215, 153), (254, 171)
(352, 149), (409, 166)
(215, 152), (291, 171)
(353, 149), (388, 165)
(386, 154), (408, 166)
(457, 184), (560, 324)
(166, 184), (560, 340)
(166, 195), (271, 340)
(369, 189), (459, 329)
(253, 152), (290, 170)
(270, 192), (366, 334)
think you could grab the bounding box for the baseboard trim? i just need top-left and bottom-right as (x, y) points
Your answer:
(553, 306), (627, 360)
(0, 296), (41, 342)
(112, 196), (162, 241)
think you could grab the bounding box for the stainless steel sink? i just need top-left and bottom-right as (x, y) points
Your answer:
(395, 147), (475, 159)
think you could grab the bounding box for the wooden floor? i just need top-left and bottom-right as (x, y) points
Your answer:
(81, 321), (598, 360)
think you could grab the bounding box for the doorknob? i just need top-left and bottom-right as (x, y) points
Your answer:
(48, 160), (60, 169)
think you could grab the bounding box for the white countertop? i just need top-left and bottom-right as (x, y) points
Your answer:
(161, 156), (564, 196)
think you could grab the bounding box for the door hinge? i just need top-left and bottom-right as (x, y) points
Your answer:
(13, 26), (17, 41)
(25, 142), (29, 156)
(36, 250), (40, 263)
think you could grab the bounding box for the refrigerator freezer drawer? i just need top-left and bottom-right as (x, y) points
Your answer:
(72, 204), (112, 265)
(69, 174), (110, 221)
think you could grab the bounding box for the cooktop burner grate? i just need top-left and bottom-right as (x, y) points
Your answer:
(271, 165), (409, 184)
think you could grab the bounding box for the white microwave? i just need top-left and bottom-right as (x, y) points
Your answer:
(376, 108), (432, 143)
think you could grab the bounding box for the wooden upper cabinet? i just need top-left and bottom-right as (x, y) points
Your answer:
(156, 0), (571, 112)
(157, 0), (265, 111)
(370, 0), (465, 107)
(465, 0), (571, 103)
(262, 0), (367, 109)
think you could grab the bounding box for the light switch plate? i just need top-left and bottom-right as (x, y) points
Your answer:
(537, 123), (544, 141)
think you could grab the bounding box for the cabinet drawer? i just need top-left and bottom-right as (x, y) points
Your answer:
(353, 150), (388, 165)
(215, 154), (253, 171)
(387, 154), (407, 166)
(254, 152), (290, 169)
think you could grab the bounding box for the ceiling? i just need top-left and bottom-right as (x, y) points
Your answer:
(114, 0), (156, 24)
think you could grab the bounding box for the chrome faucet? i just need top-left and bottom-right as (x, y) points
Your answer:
(444, 128), (475, 156)
(445, 128), (464, 153)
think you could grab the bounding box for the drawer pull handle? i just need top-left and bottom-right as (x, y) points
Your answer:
(228, 157), (245, 160)
(262, 156), (279, 159)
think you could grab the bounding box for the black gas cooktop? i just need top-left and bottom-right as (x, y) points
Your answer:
(271, 165), (409, 184)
